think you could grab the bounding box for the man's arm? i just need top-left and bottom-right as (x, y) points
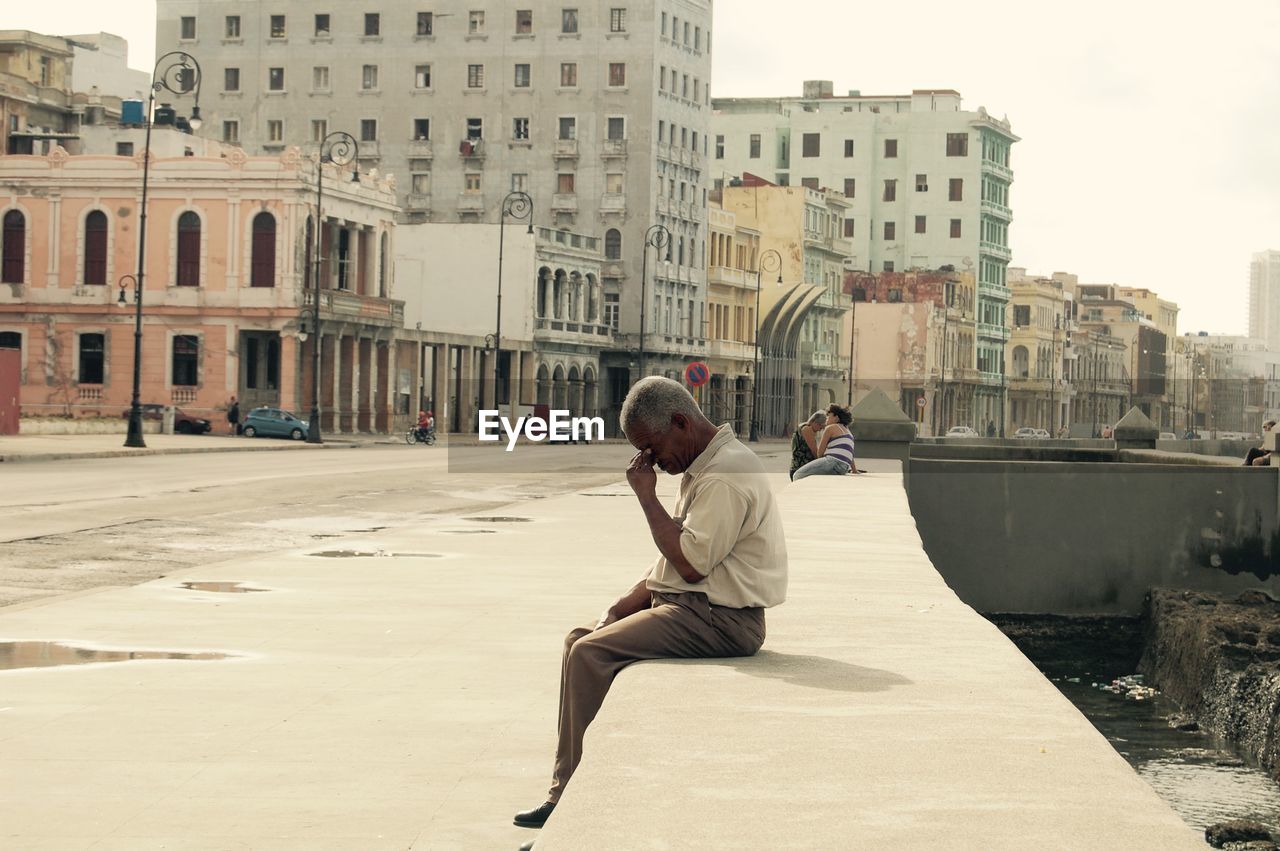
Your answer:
(626, 450), (704, 584)
(801, 424), (819, 456)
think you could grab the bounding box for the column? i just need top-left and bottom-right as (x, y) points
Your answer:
(278, 334), (300, 413)
(357, 336), (373, 431)
(340, 334), (357, 432)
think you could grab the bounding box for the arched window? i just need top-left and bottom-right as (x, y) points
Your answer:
(250, 212), (276, 287)
(604, 228), (622, 260)
(176, 212), (201, 287)
(83, 211), (108, 286)
(2, 210), (25, 284)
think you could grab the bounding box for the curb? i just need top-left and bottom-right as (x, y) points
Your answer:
(0, 441), (347, 464)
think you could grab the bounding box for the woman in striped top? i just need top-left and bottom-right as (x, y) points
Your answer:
(792, 404), (856, 479)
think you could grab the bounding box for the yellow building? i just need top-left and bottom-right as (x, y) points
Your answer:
(1007, 271), (1068, 434)
(703, 203), (759, 434)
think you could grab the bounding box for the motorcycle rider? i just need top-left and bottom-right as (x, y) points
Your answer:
(415, 410), (434, 442)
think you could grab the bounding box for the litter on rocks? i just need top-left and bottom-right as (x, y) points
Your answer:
(1093, 673), (1159, 701)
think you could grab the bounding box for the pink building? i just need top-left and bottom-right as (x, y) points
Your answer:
(0, 132), (409, 433)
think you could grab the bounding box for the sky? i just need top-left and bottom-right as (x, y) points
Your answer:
(7, 1), (1279, 336)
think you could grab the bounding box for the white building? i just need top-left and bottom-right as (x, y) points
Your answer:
(66, 33), (150, 102)
(711, 82), (1017, 418)
(155, 0), (714, 419)
(1248, 250), (1280, 351)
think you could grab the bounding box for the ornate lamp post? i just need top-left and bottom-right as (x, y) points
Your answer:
(638, 224), (671, 380)
(495, 191), (533, 411)
(307, 131), (359, 444)
(125, 52), (202, 448)
(750, 248), (782, 442)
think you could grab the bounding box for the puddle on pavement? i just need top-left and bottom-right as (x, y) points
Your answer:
(307, 550), (444, 558)
(439, 529), (497, 535)
(0, 641), (232, 671)
(179, 582), (269, 593)
(463, 516), (533, 523)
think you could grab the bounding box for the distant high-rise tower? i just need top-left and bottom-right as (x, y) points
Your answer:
(1249, 250), (1280, 349)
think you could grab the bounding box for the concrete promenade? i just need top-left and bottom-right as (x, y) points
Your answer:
(0, 460), (1202, 848)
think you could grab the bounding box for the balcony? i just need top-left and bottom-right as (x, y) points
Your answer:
(551, 193), (578, 213)
(706, 338), (754, 363)
(600, 193), (626, 214)
(655, 142), (672, 162)
(458, 138), (484, 160)
(707, 266), (749, 288)
(407, 139), (434, 158)
(534, 317), (614, 346)
(602, 138), (628, 158)
(982, 159), (1014, 182)
(405, 192), (432, 211)
(656, 196), (672, 215)
(536, 227), (599, 253)
(979, 240), (1012, 262)
(308, 289), (405, 328)
(457, 192), (485, 214)
(553, 139), (579, 160)
(978, 280), (1012, 301)
(977, 321), (1011, 342)
(689, 203), (705, 223)
(981, 199), (1012, 221)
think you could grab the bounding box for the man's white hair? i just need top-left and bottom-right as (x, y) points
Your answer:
(808, 410), (827, 425)
(620, 376), (705, 436)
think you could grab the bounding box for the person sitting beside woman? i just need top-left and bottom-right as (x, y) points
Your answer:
(790, 410), (828, 479)
(1245, 420), (1277, 466)
(792, 404), (857, 479)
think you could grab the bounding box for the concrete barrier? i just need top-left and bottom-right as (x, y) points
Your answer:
(537, 474), (1202, 849)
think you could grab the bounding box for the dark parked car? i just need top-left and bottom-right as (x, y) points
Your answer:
(242, 407), (310, 441)
(120, 404), (212, 434)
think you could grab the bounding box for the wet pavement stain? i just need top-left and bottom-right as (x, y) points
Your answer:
(307, 550), (445, 559)
(463, 516), (533, 523)
(439, 529), (497, 535)
(0, 641), (233, 671)
(179, 581), (269, 593)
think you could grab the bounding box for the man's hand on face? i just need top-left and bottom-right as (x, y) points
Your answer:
(627, 448), (658, 497)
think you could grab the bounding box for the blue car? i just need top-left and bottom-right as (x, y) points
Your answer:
(241, 407), (309, 441)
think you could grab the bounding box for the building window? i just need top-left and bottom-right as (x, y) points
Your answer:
(314, 14), (329, 36)
(469, 11), (485, 33)
(412, 173), (431, 194)
(270, 15), (286, 38)
(883, 261), (895, 272)
(364, 13), (380, 36)
(608, 63), (626, 87)
(225, 16), (241, 38)
(417, 12), (433, 35)
(172, 335), (199, 387)
(180, 16), (196, 39)
(268, 67), (284, 91)
(557, 173), (576, 194)
(222, 120), (239, 143)
(313, 66), (330, 91)
(311, 119), (327, 141)
(413, 118), (430, 140)
(362, 65), (379, 90)
(844, 139), (855, 157)
(949, 178), (963, 201)
(558, 116), (576, 140)
(116, 142), (133, 156)
(511, 174), (528, 192)
(176, 212), (201, 286)
(950, 219), (962, 238)
(224, 67), (240, 92)
(749, 134), (761, 159)
(605, 228), (622, 260)
(514, 64), (531, 87)
(843, 178), (855, 197)
(946, 132), (969, 156)
(562, 9), (578, 33)
(843, 218), (855, 238)
(802, 132), (820, 157)
(516, 9), (533, 33)
(884, 138), (898, 158)
(560, 62), (578, 87)
(605, 293), (619, 330)
(465, 173), (482, 192)
(79, 333), (105, 384)
(883, 221), (896, 240)
(512, 117), (529, 140)
(83, 211), (108, 286)
(0, 332), (19, 351)
(606, 172), (624, 194)
(251, 212), (276, 287)
(607, 116), (625, 140)
(916, 173), (928, 192)
(267, 119), (283, 142)
(801, 178), (819, 190)
(468, 64), (484, 88)
(914, 215), (926, 234)
(466, 118), (483, 140)
(361, 119), (378, 141)
(883, 179), (896, 202)
(610, 8), (627, 32)
(714, 135), (724, 159)
(414, 65), (431, 89)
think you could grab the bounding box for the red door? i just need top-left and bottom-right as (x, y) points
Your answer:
(0, 348), (19, 435)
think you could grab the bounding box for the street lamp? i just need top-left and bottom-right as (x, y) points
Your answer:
(750, 248), (782, 443)
(124, 52), (202, 449)
(307, 131), (359, 445)
(495, 191), (533, 412)
(638, 224), (671, 381)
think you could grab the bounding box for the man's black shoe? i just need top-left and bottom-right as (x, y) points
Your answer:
(513, 800), (556, 828)
(518, 842), (535, 851)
